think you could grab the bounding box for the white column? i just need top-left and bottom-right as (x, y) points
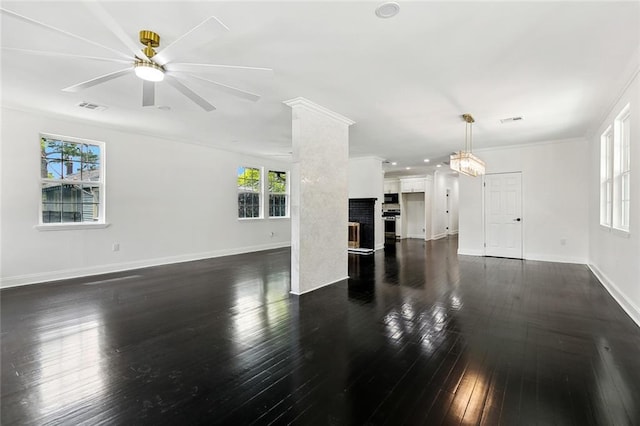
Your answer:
(284, 97), (355, 295)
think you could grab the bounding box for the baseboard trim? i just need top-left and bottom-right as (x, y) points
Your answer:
(407, 234), (426, 239)
(524, 253), (588, 264)
(375, 243), (385, 251)
(431, 233), (447, 240)
(456, 249), (587, 265)
(0, 242), (292, 289)
(589, 264), (640, 328)
(290, 275), (349, 296)
(457, 248), (485, 256)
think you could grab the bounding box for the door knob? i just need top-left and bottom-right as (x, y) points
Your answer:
(514, 218), (521, 222)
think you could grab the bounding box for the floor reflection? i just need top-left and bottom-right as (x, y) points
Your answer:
(231, 274), (291, 367)
(36, 315), (106, 416)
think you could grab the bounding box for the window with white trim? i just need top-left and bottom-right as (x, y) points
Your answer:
(237, 166), (262, 218)
(40, 134), (104, 225)
(268, 170), (289, 217)
(600, 126), (613, 227)
(616, 105), (631, 230)
(600, 103), (631, 232)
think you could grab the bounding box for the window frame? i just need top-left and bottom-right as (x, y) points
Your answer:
(37, 133), (107, 231)
(614, 104), (631, 231)
(237, 166), (264, 220)
(267, 170), (290, 219)
(600, 103), (631, 235)
(600, 126), (613, 227)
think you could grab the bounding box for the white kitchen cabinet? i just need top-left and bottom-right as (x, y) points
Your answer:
(383, 179), (400, 194)
(400, 178), (425, 193)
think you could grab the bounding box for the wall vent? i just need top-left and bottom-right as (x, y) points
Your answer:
(500, 116), (523, 124)
(76, 102), (107, 111)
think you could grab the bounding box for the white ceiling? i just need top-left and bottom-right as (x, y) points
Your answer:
(2, 1), (639, 177)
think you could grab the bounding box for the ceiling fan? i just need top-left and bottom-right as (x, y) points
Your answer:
(0, 3), (272, 111)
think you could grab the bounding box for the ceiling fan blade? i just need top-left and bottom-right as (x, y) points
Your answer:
(153, 16), (230, 66)
(62, 67), (132, 92)
(165, 62), (273, 73)
(142, 81), (155, 107)
(165, 75), (215, 112)
(82, 1), (149, 61)
(1, 47), (131, 64)
(0, 7), (131, 60)
(180, 74), (260, 102)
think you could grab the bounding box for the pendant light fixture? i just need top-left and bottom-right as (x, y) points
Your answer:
(450, 113), (486, 177)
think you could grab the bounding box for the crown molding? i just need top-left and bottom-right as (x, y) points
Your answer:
(283, 97), (355, 126)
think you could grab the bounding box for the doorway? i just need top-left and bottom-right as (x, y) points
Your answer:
(404, 192), (425, 239)
(484, 172), (523, 258)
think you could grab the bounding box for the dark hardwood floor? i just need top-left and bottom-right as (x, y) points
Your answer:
(2, 237), (640, 425)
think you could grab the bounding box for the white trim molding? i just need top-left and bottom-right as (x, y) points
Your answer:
(283, 97), (355, 126)
(457, 248), (485, 256)
(289, 276), (349, 296)
(589, 264), (640, 328)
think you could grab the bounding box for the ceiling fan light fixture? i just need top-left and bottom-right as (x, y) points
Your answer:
(134, 61), (165, 82)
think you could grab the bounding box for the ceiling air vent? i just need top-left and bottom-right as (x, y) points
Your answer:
(76, 102), (107, 111)
(500, 116), (523, 124)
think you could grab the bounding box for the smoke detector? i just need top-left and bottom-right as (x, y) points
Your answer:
(375, 2), (400, 18)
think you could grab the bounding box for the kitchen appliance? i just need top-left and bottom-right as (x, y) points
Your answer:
(384, 193), (399, 204)
(383, 209), (400, 245)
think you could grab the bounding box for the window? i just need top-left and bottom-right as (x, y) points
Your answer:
(600, 103), (631, 232)
(237, 166), (262, 218)
(40, 134), (104, 225)
(616, 105), (631, 230)
(600, 126), (613, 227)
(268, 170), (288, 217)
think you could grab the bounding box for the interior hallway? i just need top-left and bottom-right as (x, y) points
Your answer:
(2, 237), (640, 424)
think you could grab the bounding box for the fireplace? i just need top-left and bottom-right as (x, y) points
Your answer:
(348, 222), (360, 248)
(348, 198), (376, 250)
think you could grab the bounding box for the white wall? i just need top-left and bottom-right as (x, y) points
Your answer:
(458, 138), (589, 263)
(431, 171), (458, 239)
(424, 176), (433, 239)
(348, 156), (384, 249)
(0, 107), (292, 287)
(588, 72), (640, 326)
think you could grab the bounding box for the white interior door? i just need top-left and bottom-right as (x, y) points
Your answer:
(484, 172), (523, 258)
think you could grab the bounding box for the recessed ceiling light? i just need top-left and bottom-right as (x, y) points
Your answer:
(423, 158), (430, 163)
(391, 162), (397, 166)
(436, 164), (442, 168)
(406, 167), (411, 170)
(375, 2), (400, 18)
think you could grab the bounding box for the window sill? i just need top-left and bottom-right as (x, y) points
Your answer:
(611, 227), (631, 238)
(238, 217), (263, 221)
(268, 216), (290, 220)
(35, 223), (110, 231)
(600, 224), (630, 238)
